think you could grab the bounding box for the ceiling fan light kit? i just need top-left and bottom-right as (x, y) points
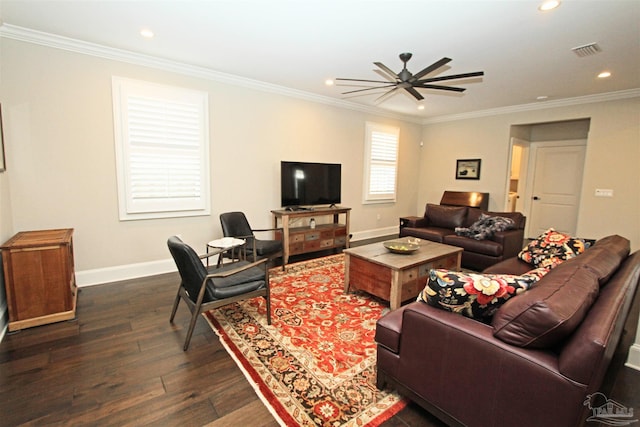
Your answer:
(336, 53), (484, 105)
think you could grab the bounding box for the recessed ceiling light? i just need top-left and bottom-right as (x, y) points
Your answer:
(417, 104), (425, 110)
(325, 79), (334, 86)
(539, 0), (560, 11)
(598, 71), (611, 78)
(140, 29), (154, 39)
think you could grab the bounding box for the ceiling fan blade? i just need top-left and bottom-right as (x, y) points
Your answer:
(418, 71), (484, 83)
(373, 69), (398, 82)
(341, 84), (397, 95)
(374, 62), (399, 80)
(414, 83), (466, 92)
(404, 86), (424, 100)
(411, 57), (452, 81)
(335, 78), (397, 84)
(374, 87), (400, 104)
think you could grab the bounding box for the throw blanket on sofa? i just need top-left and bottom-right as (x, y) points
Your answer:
(455, 214), (515, 240)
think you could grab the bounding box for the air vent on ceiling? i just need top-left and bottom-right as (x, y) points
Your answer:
(572, 43), (602, 57)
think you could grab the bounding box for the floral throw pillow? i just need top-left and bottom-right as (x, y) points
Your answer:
(417, 269), (541, 320)
(518, 228), (587, 269)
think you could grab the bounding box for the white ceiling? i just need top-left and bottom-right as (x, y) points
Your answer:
(1, 0), (639, 119)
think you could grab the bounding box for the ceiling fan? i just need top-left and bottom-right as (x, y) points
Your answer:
(335, 53), (484, 104)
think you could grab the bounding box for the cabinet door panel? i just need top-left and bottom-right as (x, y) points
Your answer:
(9, 247), (71, 321)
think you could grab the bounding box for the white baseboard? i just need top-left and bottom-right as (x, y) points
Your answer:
(76, 226), (400, 287)
(625, 343), (640, 371)
(76, 258), (177, 287)
(351, 226), (398, 242)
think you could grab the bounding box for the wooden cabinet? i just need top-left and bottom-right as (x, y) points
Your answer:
(272, 207), (350, 266)
(1, 229), (77, 331)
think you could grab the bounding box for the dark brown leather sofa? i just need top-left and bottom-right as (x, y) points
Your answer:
(400, 192), (525, 270)
(375, 235), (640, 427)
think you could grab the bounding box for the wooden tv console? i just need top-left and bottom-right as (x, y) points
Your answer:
(271, 206), (351, 267)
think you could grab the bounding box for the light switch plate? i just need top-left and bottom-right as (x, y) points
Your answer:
(595, 189), (614, 197)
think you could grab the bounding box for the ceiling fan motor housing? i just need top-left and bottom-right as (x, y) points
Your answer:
(399, 69), (412, 82)
(399, 52), (413, 63)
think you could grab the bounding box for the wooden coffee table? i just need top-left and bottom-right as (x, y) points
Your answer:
(343, 237), (462, 310)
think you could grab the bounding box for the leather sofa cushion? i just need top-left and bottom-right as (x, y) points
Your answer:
(579, 235), (630, 285)
(482, 257), (533, 275)
(401, 226), (453, 243)
(592, 234), (631, 259)
(444, 235), (502, 256)
(580, 247), (625, 286)
(425, 204), (467, 229)
(492, 259), (599, 348)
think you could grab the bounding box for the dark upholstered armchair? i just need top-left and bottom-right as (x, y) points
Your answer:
(219, 211), (283, 269)
(167, 236), (271, 351)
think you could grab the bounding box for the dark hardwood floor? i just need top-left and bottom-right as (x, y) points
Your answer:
(1, 254), (639, 426)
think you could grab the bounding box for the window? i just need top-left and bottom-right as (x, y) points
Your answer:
(363, 122), (399, 203)
(112, 77), (210, 220)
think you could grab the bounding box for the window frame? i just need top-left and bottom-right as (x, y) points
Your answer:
(112, 76), (210, 221)
(362, 122), (400, 204)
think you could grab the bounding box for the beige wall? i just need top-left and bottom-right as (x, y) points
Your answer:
(0, 39), (422, 280)
(419, 97), (640, 251)
(1, 33), (639, 362)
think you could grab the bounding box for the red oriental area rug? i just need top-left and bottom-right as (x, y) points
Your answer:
(204, 254), (407, 426)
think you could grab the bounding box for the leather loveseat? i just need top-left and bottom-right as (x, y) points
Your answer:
(375, 235), (640, 427)
(400, 198), (526, 270)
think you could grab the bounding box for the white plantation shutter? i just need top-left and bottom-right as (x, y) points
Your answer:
(113, 77), (210, 220)
(363, 123), (399, 203)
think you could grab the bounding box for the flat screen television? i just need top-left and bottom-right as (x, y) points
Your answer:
(280, 161), (341, 208)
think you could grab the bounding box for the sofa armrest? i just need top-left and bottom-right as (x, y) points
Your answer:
(395, 303), (561, 377)
(400, 216), (428, 229)
(491, 228), (525, 258)
(385, 301), (589, 427)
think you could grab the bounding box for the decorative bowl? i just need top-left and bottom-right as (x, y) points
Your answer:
(383, 240), (420, 254)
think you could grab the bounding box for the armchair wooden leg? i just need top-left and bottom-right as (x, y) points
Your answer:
(265, 295), (272, 325)
(183, 310), (200, 351)
(169, 292), (181, 323)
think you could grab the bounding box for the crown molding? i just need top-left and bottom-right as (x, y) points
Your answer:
(422, 88), (640, 124)
(0, 24), (423, 124)
(2, 24), (636, 126)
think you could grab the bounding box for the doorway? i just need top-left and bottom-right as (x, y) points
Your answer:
(506, 137), (529, 213)
(508, 119), (590, 239)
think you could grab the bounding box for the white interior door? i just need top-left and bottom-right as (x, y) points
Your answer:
(527, 141), (586, 238)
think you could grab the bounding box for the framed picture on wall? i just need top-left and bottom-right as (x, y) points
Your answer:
(0, 103), (5, 172)
(456, 158), (481, 180)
